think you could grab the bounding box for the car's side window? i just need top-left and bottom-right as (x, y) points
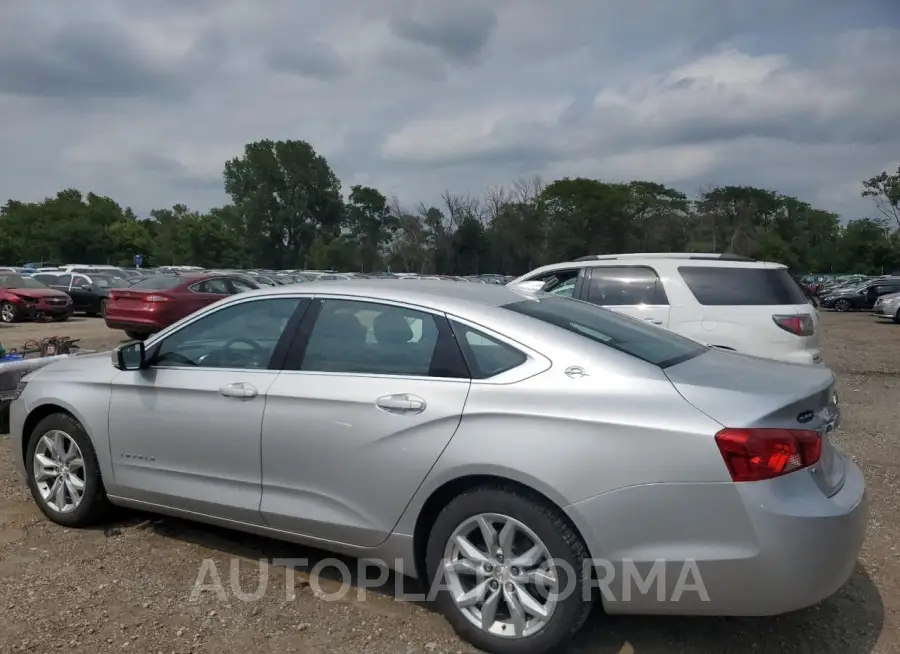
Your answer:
(190, 278), (232, 294)
(586, 266), (666, 306)
(228, 278), (258, 293)
(300, 300), (449, 376)
(153, 297), (303, 369)
(450, 322), (527, 379)
(533, 268), (580, 295)
(54, 274), (72, 287)
(71, 275), (91, 289)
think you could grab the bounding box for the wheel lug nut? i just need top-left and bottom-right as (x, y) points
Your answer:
(489, 580), (499, 590)
(510, 567), (519, 576)
(483, 563), (492, 573)
(506, 582), (515, 592)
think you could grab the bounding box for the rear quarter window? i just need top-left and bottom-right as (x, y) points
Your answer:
(503, 296), (705, 368)
(678, 266), (808, 306)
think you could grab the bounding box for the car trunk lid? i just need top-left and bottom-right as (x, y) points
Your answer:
(665, 348), (844, 496)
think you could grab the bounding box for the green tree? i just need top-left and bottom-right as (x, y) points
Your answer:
(223, 139), (344, 269)
(345, 186), (395, 272)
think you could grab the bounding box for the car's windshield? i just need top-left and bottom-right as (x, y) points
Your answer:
(129, 275), (184, 290)
(504, 296), (706, 368)
(0, 274), (47, 289)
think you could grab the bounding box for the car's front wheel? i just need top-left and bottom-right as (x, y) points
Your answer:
(426, 486), (593, 654)
(834, 299), (851, 312)
(0, 301), (20, 323)
(24, 413), (110, 527)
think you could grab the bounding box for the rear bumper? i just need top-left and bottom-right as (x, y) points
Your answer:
(567, 459), (867, 616)
(104, 316), (162, 333)
(774, 348), (824, 366)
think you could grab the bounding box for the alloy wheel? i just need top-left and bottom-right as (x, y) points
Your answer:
(0, 302), (14, 322)
(834, 299), (850, 312)
(32, 430), (86, 513)
(442, 513), (558, 639)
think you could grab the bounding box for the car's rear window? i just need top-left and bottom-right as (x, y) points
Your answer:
(129, 276), (184, 290)
(678, 266), (808, 306)
(503, 296), (705, 368)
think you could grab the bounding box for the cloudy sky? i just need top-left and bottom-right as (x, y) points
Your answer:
(1, 0), (898, 219)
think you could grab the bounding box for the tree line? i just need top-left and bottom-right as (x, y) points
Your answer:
(2, 139), (899, 275)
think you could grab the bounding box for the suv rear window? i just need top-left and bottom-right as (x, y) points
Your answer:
(678, 266), (808, 306)
(503, 296), (705, 368)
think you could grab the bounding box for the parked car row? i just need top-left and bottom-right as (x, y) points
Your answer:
(818, 276), (900, 312)
(7, 271), (867, 654)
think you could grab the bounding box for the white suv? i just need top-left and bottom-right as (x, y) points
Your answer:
(509, 253), (823, 365)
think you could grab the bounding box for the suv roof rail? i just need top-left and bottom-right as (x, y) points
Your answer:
(572, 252), (756, 262)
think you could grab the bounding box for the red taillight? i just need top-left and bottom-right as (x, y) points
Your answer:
(145, 295), (172, 302)
(772, 314), (814, 336)
(715, 428), (821, 482)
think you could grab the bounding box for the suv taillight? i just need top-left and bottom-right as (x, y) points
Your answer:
(715, 428), (821, 482)
(773, 314), (814, 336)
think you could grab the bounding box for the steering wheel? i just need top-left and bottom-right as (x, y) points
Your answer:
(222, 337), (265, 352)
(158, 351), (197, 367)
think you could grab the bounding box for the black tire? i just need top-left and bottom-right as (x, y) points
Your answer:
(894, 309), (900, 325)
(425, 486), (593, 654)
(125, 330), (148, 341)
(0, 301), (20, 323)
(834, 299), (851, 312)
(99, 299), (108, 317)
(24, 412), (110, 527)
(53, 314), (70, 322)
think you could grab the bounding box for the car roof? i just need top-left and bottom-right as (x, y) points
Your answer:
(235, 278), (530, 312)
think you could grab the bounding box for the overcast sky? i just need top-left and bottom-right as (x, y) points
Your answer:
(1, 0), (898, 219)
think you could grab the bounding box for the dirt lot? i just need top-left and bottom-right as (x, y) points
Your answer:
(0, 312), (898, 653)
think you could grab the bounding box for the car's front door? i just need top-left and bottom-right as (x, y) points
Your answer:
(581, 265), (671, 327)
(260, 297), (472, 547)
(107, 295), (308, 523)
(67, 274), (95, 310)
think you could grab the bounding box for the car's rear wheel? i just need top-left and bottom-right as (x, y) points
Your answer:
(99, 299), (108, 317)
(426, 486), (593, 654)
(894, 308), (900, 324)
(0, 301), (20, 323)
(125, 330), (148, 341)
(24, 413), (110, 527)
(834, 299), (851, 312)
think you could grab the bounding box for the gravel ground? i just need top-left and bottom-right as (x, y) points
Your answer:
(0, 312), (897, 653)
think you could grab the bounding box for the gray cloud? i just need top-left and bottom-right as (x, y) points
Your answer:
(0, 0), (897, 221)
(389, 5), (498, 65)
(0, 21), (186, 99)
(266, 41), (349, 80)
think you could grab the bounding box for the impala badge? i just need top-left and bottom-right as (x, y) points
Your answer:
(797, 410), (814, 424)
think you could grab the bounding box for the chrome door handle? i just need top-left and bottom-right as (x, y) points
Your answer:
(643, 318), (663, 325)
(218, 382), (258, 399)
(376, 394), (427, 415)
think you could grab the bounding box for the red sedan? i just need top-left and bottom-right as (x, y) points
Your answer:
(104, 273), (259, 340)
(0, 274), (73, 323)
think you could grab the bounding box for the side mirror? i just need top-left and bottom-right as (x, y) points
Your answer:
(112, 340), (145, 370)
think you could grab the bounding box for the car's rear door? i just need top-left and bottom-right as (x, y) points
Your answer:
(259, 296), (471, 547)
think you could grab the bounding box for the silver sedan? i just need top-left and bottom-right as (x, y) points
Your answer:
(8, 281), (866, 654)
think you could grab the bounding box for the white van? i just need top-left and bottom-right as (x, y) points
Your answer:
(509, 253), (822, 365)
